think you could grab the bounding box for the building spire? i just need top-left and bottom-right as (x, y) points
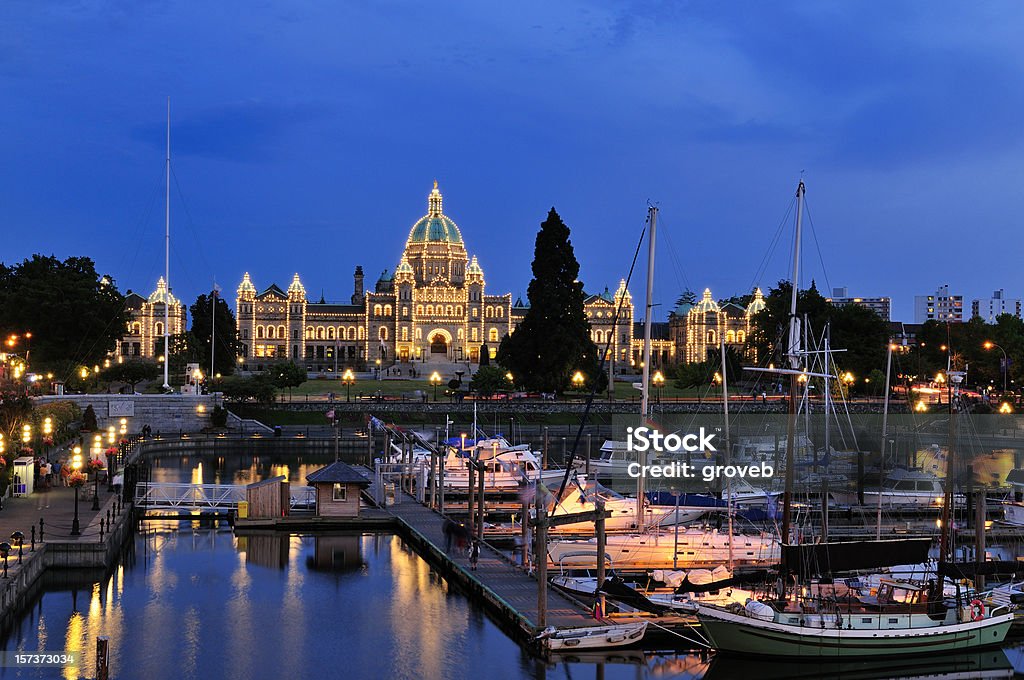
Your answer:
(428, 181), (443, 217)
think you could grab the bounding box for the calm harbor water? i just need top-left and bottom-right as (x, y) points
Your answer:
(3, 451), (1024, 679)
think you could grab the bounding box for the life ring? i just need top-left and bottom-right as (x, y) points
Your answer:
(970, 599), (985, 621)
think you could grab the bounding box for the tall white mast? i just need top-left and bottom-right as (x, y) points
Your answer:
(780, 179), (805, 556)
(721, 337), (733, 569)
(163, 96), (171, 390)
(636, 205), (658, 528)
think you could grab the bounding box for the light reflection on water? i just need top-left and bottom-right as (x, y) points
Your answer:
(4, 451), (1024, 679)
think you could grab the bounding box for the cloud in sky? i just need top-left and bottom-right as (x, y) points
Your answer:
(1, 0), (1023, 321)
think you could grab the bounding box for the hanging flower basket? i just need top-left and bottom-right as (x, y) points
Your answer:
(0, 457), (6, 467)
(20, 446), (33, 456)
(42, 436), (54, 446)
(67, 471), (87, 488)
(106, 446), (118, 456)
(88, 459), (104, 472)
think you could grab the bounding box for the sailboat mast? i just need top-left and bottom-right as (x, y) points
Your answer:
(721, 338), (734, 569)
(636, 205), (658, 529)
(163, 96), (171, 390)
(877, 341), (893, 540)
(780, 179), (805, 557)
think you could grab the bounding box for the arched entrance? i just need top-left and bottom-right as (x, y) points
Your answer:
(429, 330), (450, 355)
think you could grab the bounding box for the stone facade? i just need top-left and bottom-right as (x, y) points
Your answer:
(115, 277), (186, 360)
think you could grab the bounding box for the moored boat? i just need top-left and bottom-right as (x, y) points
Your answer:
(538, 621), (648, 651)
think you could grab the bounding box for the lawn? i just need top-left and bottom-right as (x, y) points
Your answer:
(278, 376), (733, 401)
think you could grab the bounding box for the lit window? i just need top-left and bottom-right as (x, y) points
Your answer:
(332, 484), (347, 501)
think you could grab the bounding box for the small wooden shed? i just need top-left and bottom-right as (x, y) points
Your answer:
(306, 461), (371, 518)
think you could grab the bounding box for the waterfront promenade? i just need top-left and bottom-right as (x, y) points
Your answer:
(0, 483), (114, 546)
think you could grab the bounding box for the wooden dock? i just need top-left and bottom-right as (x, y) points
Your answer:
(385, 492), (605, 646)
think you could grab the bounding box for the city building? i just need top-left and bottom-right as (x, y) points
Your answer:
(826, 287), (892, 321)
(116, 277), (187, 359)
(664, 288), (764, 365)
(971, 289), (1022, 323)
(914, 285), (963, 324)
(228, 183), (636, 375)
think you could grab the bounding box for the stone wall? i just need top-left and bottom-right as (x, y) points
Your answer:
(34, 394), (222, 434)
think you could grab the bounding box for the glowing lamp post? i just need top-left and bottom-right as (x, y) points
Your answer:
(572, 370), (585, 391)
(119, 417), (127, 436)
(983, 341), (1009, 395)
(653, 371), (665, 403)
(70, 446), (83, 536)
(430, 371), (442, 402)
(342, 368), (355, 403)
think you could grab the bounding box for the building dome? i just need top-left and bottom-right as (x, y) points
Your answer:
(148, 277), (179, 306)
(467, 255), (483, 277)
(692, 288), (719, 314)
(406, 181), (463, 244)
(746, 288), (766, 316)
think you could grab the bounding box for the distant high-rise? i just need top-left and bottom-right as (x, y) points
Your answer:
(826, 287), (891, 321)
(914, 284), (963, 324)
(971, 289), (1022, 323)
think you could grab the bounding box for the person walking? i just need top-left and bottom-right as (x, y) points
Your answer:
(469, 538), (480, 571)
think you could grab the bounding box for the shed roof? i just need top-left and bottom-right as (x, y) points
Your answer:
(306, 461), (371, 486)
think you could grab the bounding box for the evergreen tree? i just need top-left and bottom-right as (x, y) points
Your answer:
(0, 255), (126, 370)
(675, 289), (697, 307)
(189, 291), (240, 376)
(498, 208), (604, 392)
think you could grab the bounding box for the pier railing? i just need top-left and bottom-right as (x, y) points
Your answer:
(134, 482), (317, 513)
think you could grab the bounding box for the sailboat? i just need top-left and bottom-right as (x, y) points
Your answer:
(696, 180), (1014, 658)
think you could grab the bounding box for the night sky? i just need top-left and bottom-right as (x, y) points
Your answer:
(2, 2), (1022, 322)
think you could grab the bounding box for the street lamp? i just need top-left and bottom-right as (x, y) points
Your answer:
(983, 341), (1008, 395)
(653, 370), (665, 403)
(21, 424), (31, 452)
(430, 371), (442, 402)
(70, 446), (83, 536)
(1000, 402), (1014, 414)
(342, 368), (355, 403)
(119, 417), (127, 436)
(10, 531), (24, 564)
(572, 370), (585, 390)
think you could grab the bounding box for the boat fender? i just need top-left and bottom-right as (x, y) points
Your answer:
(970, 599), (985, 621)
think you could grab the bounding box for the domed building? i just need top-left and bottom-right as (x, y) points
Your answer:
(115, 277), (187, 359)
(233, 182), (519, 374)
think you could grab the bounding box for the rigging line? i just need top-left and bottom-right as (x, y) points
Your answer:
(748, 198), (796, 294)
(802, 198), (832, 295)
(656, 214), (692, 299)
(170, 165), (217, 282)
(118, 167), (166, 291)
(554, 217), (649, 504)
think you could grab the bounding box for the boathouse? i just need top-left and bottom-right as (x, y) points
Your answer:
(306, 461), (371, 518)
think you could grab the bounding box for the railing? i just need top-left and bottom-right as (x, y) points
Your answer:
(135, 482), (316, 512)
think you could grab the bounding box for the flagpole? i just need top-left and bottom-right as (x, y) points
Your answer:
(211, 282), (217, 378)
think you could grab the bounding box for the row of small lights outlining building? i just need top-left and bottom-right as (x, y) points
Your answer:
(115, 277), (186, 360)
(666, 288), (765, 365)
(233, 182), (522, 373)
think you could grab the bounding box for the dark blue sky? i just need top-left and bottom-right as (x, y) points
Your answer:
(2, 1), (1022, 322)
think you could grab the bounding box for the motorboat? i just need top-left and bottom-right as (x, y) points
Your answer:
(830, 467), (960, 509)
(546, 528), (779, 569)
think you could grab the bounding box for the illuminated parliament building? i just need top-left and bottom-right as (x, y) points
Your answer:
(232, 182), (632, 374)
(117, 183), (763, 375)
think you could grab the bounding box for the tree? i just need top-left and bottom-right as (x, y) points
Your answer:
(478, 343), (490, 366)
(748, 280), (887, 381)
(189, 291), (240, 376)
(675, 289), (697, 308)
(0, 388), (32, 442)
(82, 404), (98, 431)
(0, 255), (127, 372)
(470, 366), (511, 396)
(218, 375), (276, 404)
(498, 209), (605, 393)
(266, 361), (307, 397)
(101, 360), (161, 392)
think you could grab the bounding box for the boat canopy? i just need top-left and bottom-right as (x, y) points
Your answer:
(782, 538), (932, 576)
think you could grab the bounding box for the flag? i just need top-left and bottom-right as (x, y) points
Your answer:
(212, 282), (222, 298)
